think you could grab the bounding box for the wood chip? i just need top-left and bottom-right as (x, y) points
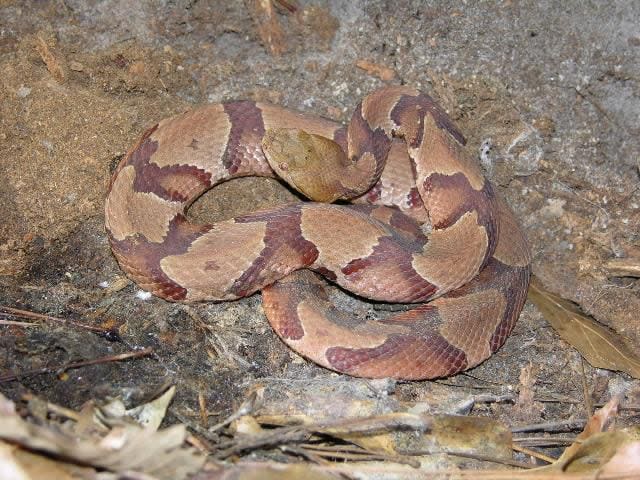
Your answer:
(355, 59), (396, 81)
(34, 35), (65, 83)
(604, 258), (640, 278)
(68, 61), (84, 72)
(245, 0), (287, 56)
(103, 276), (131, 294)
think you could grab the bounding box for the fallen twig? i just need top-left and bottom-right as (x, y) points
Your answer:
(511, 443), (557, 464)
(0, 347), (153, 383)
(215, 413), (432, 459)
(0, 305), (121, 340)
(299, 443), (420, 468)
(512, 435), (578, 447)
(511, 419), (587, 434)
(604, 258), (640, 278)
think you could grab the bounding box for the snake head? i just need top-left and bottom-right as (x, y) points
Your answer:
(262, 127), (351, 203)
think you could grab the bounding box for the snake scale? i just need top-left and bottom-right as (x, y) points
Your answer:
(105, 86), (531, 379)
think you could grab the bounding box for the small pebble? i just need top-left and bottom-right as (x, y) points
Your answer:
(17, 86), (31, 98)
(136, 290), (152, 300)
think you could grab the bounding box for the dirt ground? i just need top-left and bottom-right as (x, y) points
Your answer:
(1, 0), (639, 473)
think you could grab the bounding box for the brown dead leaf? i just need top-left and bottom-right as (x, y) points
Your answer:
(0, 393), (204, 480)
(200, 462), (343, 480)
(125, 385), (176, 430)
(550, 396), (620, 470)
(551, 428), (640, 474)
(528, 276), (640, 378)
(517, 396), (640, 477)
(598, 440), (640, 477)
(0, 442), (31, 480)
(11, 445), (94, 480)
(578, 395), (620, 438)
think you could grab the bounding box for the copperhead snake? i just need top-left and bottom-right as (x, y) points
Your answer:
(105, 86), (531, 380)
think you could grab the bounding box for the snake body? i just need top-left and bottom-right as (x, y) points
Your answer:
(105, 86), (531, 379)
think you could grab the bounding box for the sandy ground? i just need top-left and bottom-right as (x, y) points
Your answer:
(1, 0), (639, 466)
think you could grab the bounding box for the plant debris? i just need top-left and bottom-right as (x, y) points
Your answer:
(528, 276), (640, 378)
(0, 389), (205, 480)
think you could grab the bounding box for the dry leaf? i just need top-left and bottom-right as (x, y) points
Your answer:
(578, 395), (620, 437)
(11, 446), (93, 480)
(126, 385), (176, 430)
(552, 429), (640, 474)
(598, 440), (640, 477)
(203, 462), (342, 480)
(0, 393), (204, 480)
(253, 382), (511, 463)
(0, 442), (30, 480)
(550, 396), (620, 470)
(521, 398), (639, 476)
(528, 276), (640, 378)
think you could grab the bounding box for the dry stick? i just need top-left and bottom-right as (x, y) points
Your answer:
(435, 373), (505, 389)
(605, 258), (640, 277)
(535, 395), (640, 412)
(0, 305), (119, 339)
(186, 433), (215, 455)
(455, 393), (516, 413)
(511, 419), (587, 433)
(172, 410), (221, 443)
(0, 348), (153, 383)
(304, 444), (389, 453)
(171, 390), (261, 446)
(512, 435), (578, 447)
(216, 414), (432, 459)
(511, 443), (557, 464)
(175, 408), (223, 419)
(34, 35), (65, 83)
(301, 443), (420, 468)
(198, 389), (208, 427)
(216, 424), (311, 458)
(280, 445), (332, 465)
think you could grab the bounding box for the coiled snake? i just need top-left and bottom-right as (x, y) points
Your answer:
(105, 86), (531, 379)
